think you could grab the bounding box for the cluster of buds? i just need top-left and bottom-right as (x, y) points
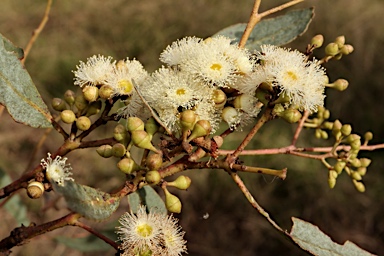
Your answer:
(51, 89), (102, 132)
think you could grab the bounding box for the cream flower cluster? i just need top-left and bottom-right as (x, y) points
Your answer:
(116, 206), (187, 256)
(41, 153), (74, 187)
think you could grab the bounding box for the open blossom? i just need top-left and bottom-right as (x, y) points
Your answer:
(73, 54), (115, 87)
(116, 206), (187, 256)
(258, 44), (327, 113)
(40, 153), (74, 187)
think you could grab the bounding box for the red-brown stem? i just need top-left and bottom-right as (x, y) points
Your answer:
(291, 111), (309, 146)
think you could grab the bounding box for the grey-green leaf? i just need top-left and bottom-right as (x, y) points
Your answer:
(0, 33), (52, 128)
(0, 168), (29, 226)
(290, 217), (376, 256)
(54, 181), (120, 221)
(128, 185), (167, 214)
(214, 7), (314, 51)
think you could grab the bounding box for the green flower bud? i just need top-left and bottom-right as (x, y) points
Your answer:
(52, 98), (67, 111)
(310, 34), (324, 48)
(276, 108), (302, 123)
(334, 35), (345, 48)
(99, 84), (114, 99)
(360, 158), (371, 168)
(328, 176), (336, 189)
(357, 167), (367, 176)
(323, 109), (330, 120)
(330, 79), (349, 91)
(126, 117), (145, 132)
(315, 129), (322, 139)
(64, 90), (76, 105)
(322, 121), (333, 130)
(60, 110), (76, 124)
(112, 143), (126, 158)
(86, 100), (102, 116)
(340, 44), (354, 55)
(145, 170), (161, 185)
(325, 42), (339, 56)
(117, 157), (140, 174)
(351, 171), (362, 181)
(75, 94), (88, 111)
(146, 153), (163, 171)
(350, 139), (361, 151)
(255, 88), (270, 105)
(188, 120), (212, 141)
(334, 161), (346, 174)
(163, 188), (182, 213)
(364, 132), (373, 142)
(145, 117), (159, 137)
(332, 120), (342, 133)
(321, 130), (329, 140)
(350, 158), (361, 168)
(114, 124), (127, 142)
(82, 86), (99, 102)
(233, 94), (255, 111)
(180, 110), (197, 133)
(346, 134), (360, 144)
(340, 124), (352, 136)
(167, 175), (191, 190)
(352, 180), (365, 193)
(96, 145), (113, 158)
(272, 92), (291, 105)
(27, 181), (45, 199)
(131, 130), (158, 153)
(76, 116), (91, 131)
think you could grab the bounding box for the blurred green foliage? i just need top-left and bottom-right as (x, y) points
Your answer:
(0, 0), (383, 255)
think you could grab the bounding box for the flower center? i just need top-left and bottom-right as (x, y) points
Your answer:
(118, 79), (133, 94)
(210, 63), (222, 71)
(136, 223), (153, 237)
(176, 88), (186, 95)
(284, 71), (298, 82)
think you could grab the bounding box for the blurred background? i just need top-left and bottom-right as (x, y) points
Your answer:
(0, 0), (383, 255)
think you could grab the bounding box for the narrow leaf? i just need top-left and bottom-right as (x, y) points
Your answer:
(128, 185), (167, 214)
(0, 168), (29, 225)
(214, 8), (314, 51)
(290, 217), (376, 256)
(54, 181), (120, 221)
(0, 33), (52, 128)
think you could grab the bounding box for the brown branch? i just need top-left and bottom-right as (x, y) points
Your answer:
(0, 212), (81, 253)
(21, 0), (53, 65)
(291, 111), (309, 146)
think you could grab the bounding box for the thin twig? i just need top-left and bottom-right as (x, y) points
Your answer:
(258, 0), (305, 19)
(21, 0), (53, 65)
(73, 221), (119, 250)
(291, 111), (309, 146)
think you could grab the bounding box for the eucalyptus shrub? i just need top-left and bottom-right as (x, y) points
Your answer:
(0, 0), (380, 255)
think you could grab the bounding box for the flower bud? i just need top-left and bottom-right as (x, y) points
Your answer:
(321, 130), (328, 140)
(334, 161), (346, 174)
(351, 171), (362, 181)
(212, 89), (227, 108)
(96, 145), (113, 158)
(75, 94), (88, 111)
(334, 35), (345, 48)
(131, 130), (158, 152)
(325, 42), (339, 56)
(145, 117), (159, 136)
(340, 124), (352, 136)
(117, 157), (140, 174)
(323, 109), (330, 120)
(357, 167), (367, 176)
(233, 94), (255, 110)
(315, 129), (322, 139)
(27, 181), (45, 199)
(145, 170), (161, 185)
(332, 120), (342, 139)
(86, 100), (102, 116)
(328, 176), (336, 189)
(163, 188), (182, 213)
(60, 110), (76, 124)
(350, 158), (361, 168)
(255, 88), (270, 105)
(323, 121), (333, 130)
(364, 132), (373, 142)
(346, 134), (360, 144)
(64, 90), (76, 105)
(360, 158), (371, 168)
(82, 86), (99, 102)
(52, 98), (67, 111)
(276, 108), (302, 123)
(340, 44), (354, 55)
(126, 117), (145, 132)
(114, 124), (127, 142)
(167, 175), (191, 190)
(180, 110), (197, 132)
(310, 34), (324, 48)
(222, 106), (241, 129)
(188, 120), (212, 141)
(352, 180), (365, 192)
(112, 143), (126, 158)
(99, 84), (114, 99)
(330, 79), (349, 91)
(146, 153), (163, 171)
(350, 139), (361, 151)
(76, 116), (91, 131)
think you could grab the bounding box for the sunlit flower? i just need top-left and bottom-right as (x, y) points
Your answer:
(73, 55), (115, 87)
(160, 215), (187, 256)
(259, 45), (327, 113)
(160, 36), (202, 66)
(116, 206), (187, 256)
(105, 59), (148, 97)
(117, 206), (163, 255)
(40, 153), (74, 187)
